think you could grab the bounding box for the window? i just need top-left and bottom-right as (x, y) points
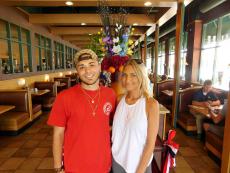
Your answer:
(168, 32), (188, 79)
(54, 42), (64, 69)
(0, 19), (32, 74)
(157, 41), (165, 75)
(199, 13), (230, 90)
(35, 34), (52, 71)
(146, 46), (153, 73)
(168, 37), (175, 78)
(65, 46), (73, 68)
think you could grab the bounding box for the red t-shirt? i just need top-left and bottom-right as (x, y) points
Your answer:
(47, 84), (116, 173)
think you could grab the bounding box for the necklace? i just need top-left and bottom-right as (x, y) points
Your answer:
(81, 87), (100, 104)
(81, 87), (101, 116)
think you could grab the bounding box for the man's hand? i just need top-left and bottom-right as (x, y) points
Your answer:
(204, 101), (210, 107)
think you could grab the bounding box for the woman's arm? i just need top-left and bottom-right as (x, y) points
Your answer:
(136, 98), (159, 173)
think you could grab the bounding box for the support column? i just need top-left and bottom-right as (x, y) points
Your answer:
(171, 0), (185, 127)
(143, 34), (147, 65)
(186, 20), (202, 82)
(153, 24), (159, 97)
(221, 85), (230, 173)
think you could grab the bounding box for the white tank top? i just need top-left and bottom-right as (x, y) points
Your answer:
(112, 95), (153, 173)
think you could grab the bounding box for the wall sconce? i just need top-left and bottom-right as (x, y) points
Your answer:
(44, 74), (50, 82)
(59, 72), (63, 77)
(17, 78), (27, 88)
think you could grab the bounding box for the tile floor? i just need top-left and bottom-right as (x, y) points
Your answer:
(0, 112), (220, 173)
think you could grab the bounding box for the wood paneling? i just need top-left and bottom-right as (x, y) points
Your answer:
(0, 71), (74, 90)
(1, 0), (176, 7)
(29, 14), (155, 26)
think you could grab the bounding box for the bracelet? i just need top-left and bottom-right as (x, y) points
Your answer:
(54, 167), (63, 173)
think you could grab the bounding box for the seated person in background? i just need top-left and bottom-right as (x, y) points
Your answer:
(191, 80), (221, 138)
(203, 100), (228, 138)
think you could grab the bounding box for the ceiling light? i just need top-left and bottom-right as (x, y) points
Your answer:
(133, 23), (138, 26)
(81, 23), (86, 26)
(65, 1), (73, 6)
(144, 2), (152, 6)
(89, 34), (92, 36)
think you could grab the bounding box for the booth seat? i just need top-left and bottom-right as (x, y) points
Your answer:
(177, 87), (201, 133)
(204, 89), (227, 160)
(65, 74), (79, 86)
(34, 82), (57, 109)
(0, 90), (42, 133)
(156, 80), (191, 111)
(205, 131), (223, 159)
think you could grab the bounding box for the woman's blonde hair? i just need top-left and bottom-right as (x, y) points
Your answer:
(122, 59), (151, 98)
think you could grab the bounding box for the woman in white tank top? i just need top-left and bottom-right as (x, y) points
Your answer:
(112, 59), (159, 173)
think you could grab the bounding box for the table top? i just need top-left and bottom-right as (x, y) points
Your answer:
(57, 83), (67, 87)
(160, 104), (170, 114)
(31, 89), (50, 96)
(189, 104), (223, 117)
(0, 105), (15, 114)
(161, 90), (173, 97)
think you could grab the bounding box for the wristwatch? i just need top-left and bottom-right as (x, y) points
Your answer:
(54, 167), (64, 173)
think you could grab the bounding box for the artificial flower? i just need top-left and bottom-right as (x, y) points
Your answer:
(113, 37), (119, 43)
(112, 45), (122, 54)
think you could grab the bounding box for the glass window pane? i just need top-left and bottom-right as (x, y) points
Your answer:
(220, 14), (230, 41)
(40, 36), (45, 48)
(46, 39), (51, 48)
(35, 34), (39, 46)
(199, 48), (215, 82)
(46, 49), (52, 70)
(12, 41), (21, 73)
(11, 24), (19, 41)
(202, 20), (218, 48)
(35, 47), (41, 71)
(0, 20), (7, 38)
(21, 29), (28, 43)
(0, 39), (10, 74)
(41, 49), (46, 70)
(22, 44), (29, 72)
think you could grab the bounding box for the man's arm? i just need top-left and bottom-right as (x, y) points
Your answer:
(53, 126), (65, 171)
(209, 100), (221, 106)
(192, 100), (209, 107)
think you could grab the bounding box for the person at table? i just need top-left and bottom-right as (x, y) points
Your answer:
(47, 49), (116, 173)
(112, 59), (159, 173)
(191, 79), (221, 138)
(203, 99), (228, 138)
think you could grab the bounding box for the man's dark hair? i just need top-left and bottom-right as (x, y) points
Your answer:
(203, 80), (212, 86)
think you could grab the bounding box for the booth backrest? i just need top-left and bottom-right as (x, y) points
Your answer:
(156, 80), (191, 98)
(156, 80), (174, 98)
(34, 82), (57, 97)
(54, 77), (71, 88)
(178, 87), (202, 113)
(0, 90), (28, 112)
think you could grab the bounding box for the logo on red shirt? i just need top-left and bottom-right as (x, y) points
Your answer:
(103, 102), (112, 115)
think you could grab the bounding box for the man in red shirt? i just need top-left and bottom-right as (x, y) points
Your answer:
(47, 49), (116, 173)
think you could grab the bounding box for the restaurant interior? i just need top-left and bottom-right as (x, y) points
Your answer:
(0, 0), (229, 173)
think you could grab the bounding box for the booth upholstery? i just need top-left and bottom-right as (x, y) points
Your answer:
(204, 89), (227, 160)
(34, 82), (57, 109)
(54, 77), (71, 88)
(0, 90), (42, 133)
(177, 87), (201, 133)
(156, 80), (191, 111)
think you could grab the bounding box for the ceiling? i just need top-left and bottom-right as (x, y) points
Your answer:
(0, 0), (180, 49)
